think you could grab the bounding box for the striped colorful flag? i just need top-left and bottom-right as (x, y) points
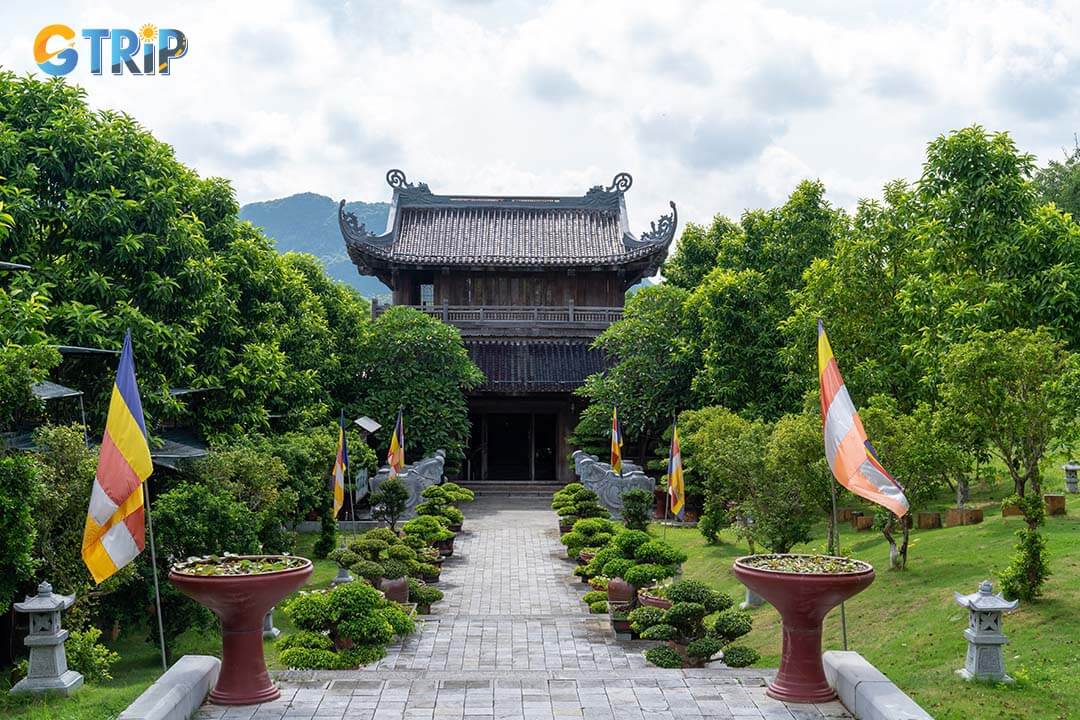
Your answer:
(332, 411), (349, 518)
(610, 406), (623, 474)
(387, 408), (405, 478)
(82, 330), (154, 584)
(668, 418), (685, 520)
(818, 319), (909, 517)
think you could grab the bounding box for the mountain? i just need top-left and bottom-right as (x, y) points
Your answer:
(239, 192), (391, 298)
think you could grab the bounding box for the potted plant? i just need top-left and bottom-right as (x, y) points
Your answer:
(169, 554), (312, 705)
(403, 515), (456, 556)
(561, 517), (618, 561)
(733, 554), (874, 703)
(609, 604), (633, 634)
(418, 485), (465, 531)
(637, 586), (672, 610)
(407, 578), (444, 614)
(378, 559), (411, 603)
(551, 483), (610, 533)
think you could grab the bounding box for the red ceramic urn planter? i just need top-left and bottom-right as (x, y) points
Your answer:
(733, 554), (874, 704)
(169, 556), (313, 706)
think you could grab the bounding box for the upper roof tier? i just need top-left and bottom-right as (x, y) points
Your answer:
(340, 170), (676, 278)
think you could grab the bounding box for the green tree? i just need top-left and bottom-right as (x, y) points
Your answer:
(350, 307), (483, 468)
(574, 284), (696, 464)
(663, 216), (742, 290)
(1033, 138), (1080, 219)
(0, 452), (42, 610)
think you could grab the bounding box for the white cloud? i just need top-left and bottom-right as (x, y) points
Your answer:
(1, 0), (1079, 240)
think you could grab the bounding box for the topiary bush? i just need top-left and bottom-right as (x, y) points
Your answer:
(552, 484), (610, 522)
(620, 488), (653, 531)
(350, 560), (384, 585)
(627, 606), (666, 634)
(407, 578), (444, 611)
(588, 600), (608, 614)
(634, 540), (687, 566)
(611, 530), (651, 558)
(562, 517), (619, 558)
(644, 646), (684, 668)
(276, 630), (333, 651)
(721, 645), (760, 668)
(440, 482), (475, 503)
(639, 623), (678, 641)
(582, 590), (608, 605)
(663, 602), (707, 640)
(711, 608), (753, 645)
(402, 515), (454, 544)
(686, 636), (723, 662)
(623, 563), (674, 589)
(601, 558), (636, 580)
(665, 579), (733, 613)
(371, 477), (410, 530)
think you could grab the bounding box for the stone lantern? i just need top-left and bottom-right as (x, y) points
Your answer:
(1064, 461), (1079, 494)
(262, 606), (281, 639)
(9, 581), (83, 696)
(954, 580), (1017, 683)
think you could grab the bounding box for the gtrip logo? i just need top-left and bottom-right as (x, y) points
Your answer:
(34, 24), (188, 76)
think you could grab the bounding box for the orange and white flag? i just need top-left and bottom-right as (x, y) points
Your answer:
(818, 319), (908, 517)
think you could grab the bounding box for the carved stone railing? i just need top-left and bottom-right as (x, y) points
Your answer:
(369, 449), (446, 518)
(372, 302), (622, 328)
(572, 450), (655, 520)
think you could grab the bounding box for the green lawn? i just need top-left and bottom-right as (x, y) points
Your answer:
(658, 482), (1080, 720)
(0, 532), (343, 720)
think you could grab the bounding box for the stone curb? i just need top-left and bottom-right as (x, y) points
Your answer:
(824, 651), (933, 720)
(118, 655), (220, 720)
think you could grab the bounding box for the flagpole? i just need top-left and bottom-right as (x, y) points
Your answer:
(829, 478), (848, 652)
(144, 479), (168, 671)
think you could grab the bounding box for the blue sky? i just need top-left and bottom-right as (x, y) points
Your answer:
(2, 0), (1079, 235)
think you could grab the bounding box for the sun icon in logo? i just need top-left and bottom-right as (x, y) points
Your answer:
(139, 24), (157, 43)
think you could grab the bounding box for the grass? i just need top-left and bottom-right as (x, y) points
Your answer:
(656, 475), (1080, 720)
(0, 531), (342, 720)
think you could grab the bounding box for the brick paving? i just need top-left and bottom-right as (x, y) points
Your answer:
(196, 496), (851, 720)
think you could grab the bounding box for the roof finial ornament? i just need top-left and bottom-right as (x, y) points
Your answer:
(387, 169), (409, 189)
(632, 200), (678, 248)
(606, 172), (633, 193)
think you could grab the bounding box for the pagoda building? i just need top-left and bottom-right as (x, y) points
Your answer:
(340, 170), (676, 485)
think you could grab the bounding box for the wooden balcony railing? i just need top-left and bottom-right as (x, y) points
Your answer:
(372, 302), (623, 328)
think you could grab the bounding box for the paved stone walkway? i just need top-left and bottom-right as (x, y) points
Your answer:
(196, 497), (852, 720)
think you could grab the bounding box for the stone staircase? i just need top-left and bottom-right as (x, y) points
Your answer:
(458, 481), (565, 496)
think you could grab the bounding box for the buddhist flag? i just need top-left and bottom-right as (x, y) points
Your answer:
(818, 320), (909, 517)
(610, 406), (623, 474)
(387, 408), (405, 478)
(82, 330), (154, 584)
(332, 411), (349, 517)
(668, 419), (685, 520)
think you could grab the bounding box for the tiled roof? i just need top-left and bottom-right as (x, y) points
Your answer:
(393, 206), (626, 266)
(340, 170), (677, 270)
(467, 340), (607, 392)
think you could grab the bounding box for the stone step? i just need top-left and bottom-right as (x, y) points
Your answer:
(459, 481), (565, 496)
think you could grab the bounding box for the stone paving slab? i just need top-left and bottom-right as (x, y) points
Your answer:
(200, 496), (851, 720)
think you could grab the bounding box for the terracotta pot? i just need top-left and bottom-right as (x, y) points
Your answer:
(945, 507), (983, 526)
(733, 555), (874, 704)
(916, 511), (941, 529)
(379, 577), (409, 603)
(611, 616), (632, 634)
(1044, 494), (1067, 516)
(1001, 503), (1023, 517)
(637, 589), (672, 610)
(169, 556), (313, 706)
(434, 536), (455, 556)
(606, 577), (636, 607)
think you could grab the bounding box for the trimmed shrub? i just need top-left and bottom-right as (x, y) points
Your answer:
(644, 645), (684, 668)
(350, 560), (384, 585)
(665, 579), (733, 613)
(276, 630), (333, 651)
(601, 558), (635, 580)
(279, 647), (342, 670)
(402, 515), (454, 543)
(634, 540), (687, 566)
(627, 606), (665, 633)
(623, 563), (673, 588)
(66, 627), (119, 683)
(364, 528), (402, 545)
(582, 590), (608, 605)
(721, 645), (760, 668)
(663, 602), (707, 639)
(639, 623), (678, 641)
(589, 600), (608, 614)
(687, 636), (723, 661)
(282, 591), (333, 631)
(711, 608), (753, 644)
(380, 559), (410, 580)
(328, 548), (360, 569)
(611, 530), (651, 558)
(620, 488), (653, 531)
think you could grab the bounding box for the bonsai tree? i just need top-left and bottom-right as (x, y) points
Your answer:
(552, 483), (610, 524)
(371, 477), (410, 530)
(440, 482), (475, 504)
(407, 578), (444, 613)
(417, 485), (465, 527)
(561, 517), (618, 559)
(620, 488), (653, 531)
(402, 515), (454, 545)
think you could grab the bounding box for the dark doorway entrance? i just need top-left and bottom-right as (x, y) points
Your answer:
(470, 411), (559, 482)
(487, 413), (531, 480)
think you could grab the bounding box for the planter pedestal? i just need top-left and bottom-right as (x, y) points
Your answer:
(169, 557), (312, 706)
(733, 555), (874, 704)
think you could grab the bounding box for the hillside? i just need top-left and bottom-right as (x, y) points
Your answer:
(240, 192), (391, 297)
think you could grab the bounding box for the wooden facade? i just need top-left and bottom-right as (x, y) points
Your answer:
(341, 170), (676, 486)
